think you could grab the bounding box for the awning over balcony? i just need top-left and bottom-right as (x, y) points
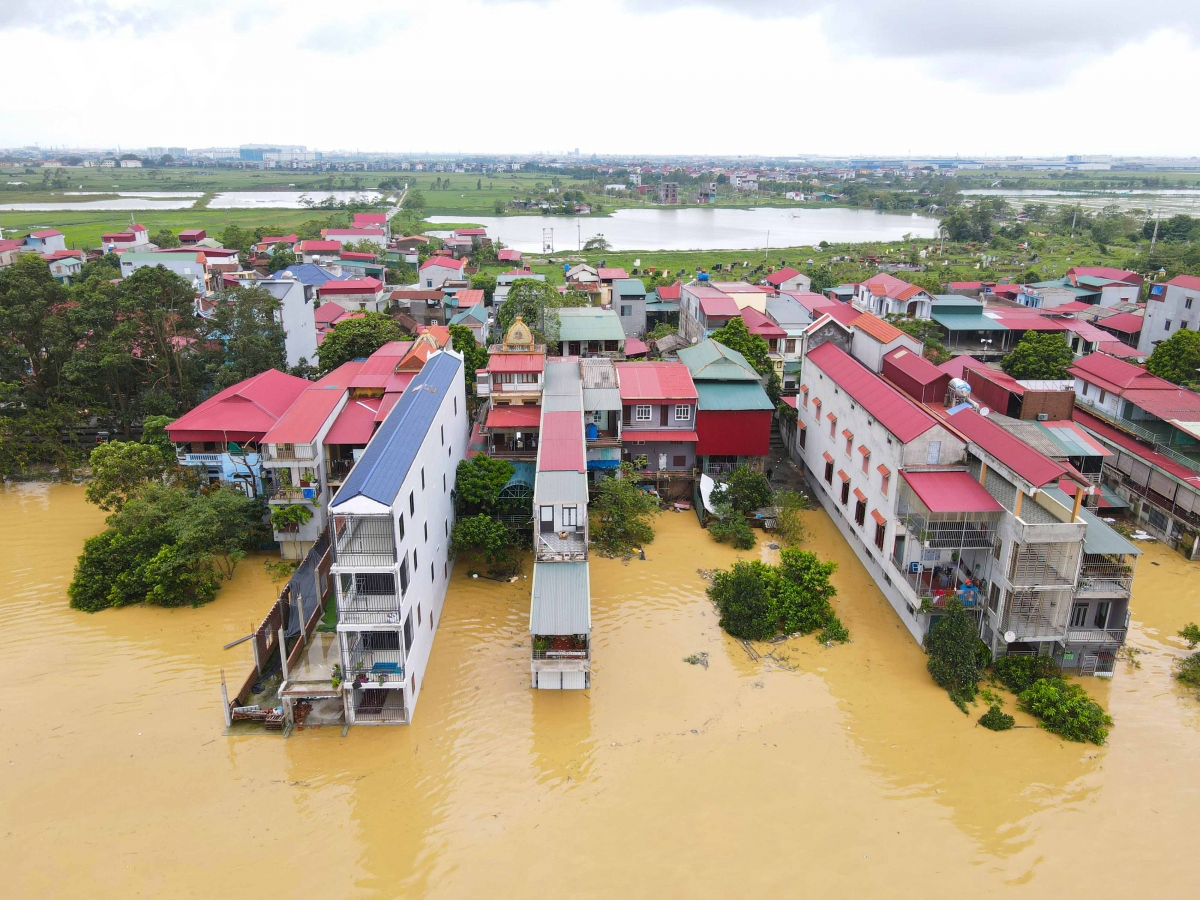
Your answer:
(530, 561), (591, 635)
(900, 470), (1004, 515)
(485, 404), (542, 429)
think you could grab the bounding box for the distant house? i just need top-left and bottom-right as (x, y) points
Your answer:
(254, 234), (299, 256)
(318, 277), (387, 313)
(616, 361), (698, 473)
(449, 302), (488, 345)
(119, 251), (210, 291)
(553, 307), (626, 358)
(392, 235), (430, 253)
(1139, 274), (1199, 354)
(764, 266), (811, 293)
(178, 229), (207, 245)
(352, 212), (388, 238)
(419, 255), (467, 289)
(679, 282), (741, 342)
(24, 229), (66, 254)
(854, 273), (932, 320)
(498, 248), (522, 264)
(321, 228), (386, 249)
(611, 278), (648, 338)
(258, 277), (318, 368)
(40, 249), (85, 284)
(0, 239), (22, 269)
(295, 240), (342, 264)
(101, 223), (154, 253)
(656, 182), (679, 204)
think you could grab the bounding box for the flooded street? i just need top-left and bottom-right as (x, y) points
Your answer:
(1, 483), (1197, 897)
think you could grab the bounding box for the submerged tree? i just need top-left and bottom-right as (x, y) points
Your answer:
(589, 463), (659, 554)
(924, 598), (991, 712)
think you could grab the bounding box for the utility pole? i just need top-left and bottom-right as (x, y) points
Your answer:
(1150, 212), (1160, 250)
(1070, 209), (1077, 238)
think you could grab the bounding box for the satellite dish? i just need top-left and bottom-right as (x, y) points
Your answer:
(1003, 631), (1016, 644)
(979, 407), (990, 417)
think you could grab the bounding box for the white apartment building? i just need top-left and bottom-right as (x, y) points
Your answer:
(1139, 274), (1200, 354)
(327, 350), (468, 724)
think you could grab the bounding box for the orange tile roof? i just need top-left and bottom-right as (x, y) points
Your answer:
(851, 311), (906, 344)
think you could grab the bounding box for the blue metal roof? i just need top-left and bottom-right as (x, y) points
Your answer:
(332, 352), (462, 509)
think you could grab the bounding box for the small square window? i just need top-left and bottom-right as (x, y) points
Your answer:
(674, 405), (691, 421)
(635, 404), (652, 421)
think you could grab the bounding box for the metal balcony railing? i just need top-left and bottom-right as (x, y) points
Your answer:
(345, 647), (405, 683)
(1066, 627), (1127, 646)
(532, 648), (590, 660)
(337, 586), (402, 626)
(269, 483), (320, 502)
(353, 688), (407, 723)
(327, 458), (356, 482)
(332, 515), (396, 567)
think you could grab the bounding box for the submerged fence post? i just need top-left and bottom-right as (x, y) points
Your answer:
(220, 669), (232, 728)
(278, 625), (289, 682)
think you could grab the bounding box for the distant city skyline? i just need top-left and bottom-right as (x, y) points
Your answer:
(2, 1), (1199, 157)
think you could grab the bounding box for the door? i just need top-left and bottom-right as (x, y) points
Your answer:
(568, 341), (581, 356)
(660, 405), (669, 426)
(538, 672), (562, 690)
(539, 506), (554, 534)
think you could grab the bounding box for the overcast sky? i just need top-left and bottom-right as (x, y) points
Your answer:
(3, 0), (1199, 157)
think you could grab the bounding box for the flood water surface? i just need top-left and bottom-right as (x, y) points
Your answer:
(1, 484), (1197, 897)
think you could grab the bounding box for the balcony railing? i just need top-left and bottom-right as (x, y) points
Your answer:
(1066, 627), (1127, 647)
(327, 458), (356, 483)
(353, 688), (408, 723)
(266, 444), (315, 461)
(181, 452), (224, 464)
(1076, 574), (1134, 597)
(332, 515), (396, 567)
(1077, 396), (1200, 474)
(337, 586), (402, 626)
(536, 530), (587, 562)
(345, 647), (405, 683)
(269, 483), (321, 502)
(532, 648), (590, 660)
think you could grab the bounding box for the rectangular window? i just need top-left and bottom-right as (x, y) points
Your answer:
(413, 548), (418, 571)
(925, 441), (941, 465)
(672, 455), (686, 467)
(845, 436), (852, 456)
(562, 506), (578, 527)
(1099, 390), (1107, 405)
(620, 304), (633, 317)
(798, 426), (807, 449)
(403, 613), (414, 652)
(854, 499), (866, 526)
(829, 416), (836, 438)
(417, 603), (422, 627)
(424, 522), (428, 543)
(874, 521), (886, 550)
(443, 473), (447, 492)
(421, 467), (426, 490)
(398, 512), (405, 540)
(1071, 603), (1088, 628)
(802, 388), (809, 407)
(840, 480), (850, 506)
(1187, 297), (1194, 310)
(635, 404), (652, 421)
(861, 451), (869, 474)
(989, 583), (1000, 613)
(786, 339), (797, 354)
(824, 461), (833, 484)
(1166, 319), (1173, 331)
(881, 473), (890, 496)
(674, 405), (691, 421)
(409, 492), (415, 516)
(1094, 601), (1111, 629)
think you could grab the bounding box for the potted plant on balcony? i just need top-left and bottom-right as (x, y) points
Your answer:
(331, 664), (342, 690)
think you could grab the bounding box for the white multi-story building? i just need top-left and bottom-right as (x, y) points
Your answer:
(260, 276), (318, 369)
(854, 273), (933, 320)
(327, 350), (468, 724)
(1140, 274), (1200, 355)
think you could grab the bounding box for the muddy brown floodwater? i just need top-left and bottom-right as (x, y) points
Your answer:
(1, 483), (1198, 897)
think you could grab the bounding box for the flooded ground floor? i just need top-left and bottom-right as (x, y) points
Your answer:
(1, 482), (1198, 897)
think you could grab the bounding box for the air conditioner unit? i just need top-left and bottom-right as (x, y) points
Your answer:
(1036, 413), (1049, 421)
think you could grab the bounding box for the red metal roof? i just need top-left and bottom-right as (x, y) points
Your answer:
(1167, 274), (1200, 291)
(621, 429), (698, 442)
(781, 395), (798, 409)
(420, 255), (465, 271)
(497, 248), (522, 261)
(597, 267), (627, 280)
(740, 306), (787, 339)
(1095, 312), (1143, 334)
(1062, 319), (1114, 343)
(325, 396), (382, 446)
(989, 311), (1068, 331)
(863, 272), (927, 301)
(454, 288), (484, 307)
(655, 281), (682, 300)
(616, 361), (698, 401)
(1046, 301), (1096, 314)
(624, 337), (649, 356)
(698, 293), (741, 318)
(1068, 266), (1142, 285)
(29, 229), (62, 238)
(374, 391), (403, 424)
(539, 410), (585, 472)
(314, 304), (351, 326)
(883, 346), (944, 386)
(783, 290), (839, 315)
(486, 405), (542, 429)
(297, 240), (341, 252)
(852, 311), (907, 344)
(339, 251), (377, 261)
(900, 470), (1005, 514)
(1097, 342), (1145, 360)
(487, 353), (545, 374)
(1120, 388), (1200, 421)
(352, 213), (387, 227)
(1068, 353), (1166, 394)
(765, 267), (801, 287)
(822, 304), (861, 327)
(322, 228), (385, 237)
(945, 407), (1068, 488)
(262, 379), (348, 445)
(805, 342), (938, 442)
(318, 277), (383, 295)
(167, 369), (310, 443)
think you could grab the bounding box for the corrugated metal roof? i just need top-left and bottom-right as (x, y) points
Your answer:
(931, 310), (1008, 331)
(554, 307), (626, 342)
(616, 361), (698, 401)
(695, 381), (774, 411)
(946, 407), (1068, 488)
(900, 470), (1005, 514)
(677, 339), (760, 382)
(538, 411), (585, 472)
(530, 562), (591, 634)
(612, 278), (646, 296)
(1043, 489), (1141, 556)
(580, 357), (618, 389)
(1038, 421), (1112, 458)
(583, 387), (622, 410)
(533, 470), (589, 503)
(331, 351), (462, 509)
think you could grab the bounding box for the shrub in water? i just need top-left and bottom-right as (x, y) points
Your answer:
(979, 704), (1015, 731)
(994, 655), (1060, 694)
(1018, 677), (1112, 744)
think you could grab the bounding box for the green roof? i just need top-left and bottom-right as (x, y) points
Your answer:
(450, 304), (487, 326)
(695, 381), (774, 411)
(677, 339), (760, 381)
(554, 307), (626, 343)
(646, 299), (680, 312)
(1044, 488), (1141, 556)
(612, 278), (646, 297)
(931, 310), (1007, 332)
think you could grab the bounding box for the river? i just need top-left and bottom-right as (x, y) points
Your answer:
(428, 207), (940, 252)
(0, 190), (382, 212)
(1, 483), (1197, 897)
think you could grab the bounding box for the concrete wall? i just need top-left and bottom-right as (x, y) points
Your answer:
(1140, 283), (1197, 354)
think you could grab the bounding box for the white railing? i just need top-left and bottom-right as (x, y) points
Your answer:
(183, 453), (223, 464)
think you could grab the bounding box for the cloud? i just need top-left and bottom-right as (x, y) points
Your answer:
(622, 0), (1200, 86)
(300, 15), (411, 53)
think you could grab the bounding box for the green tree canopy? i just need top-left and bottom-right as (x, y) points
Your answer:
(495, 278), (564, 345)
(267, 245), (296, 273)
(708, 548), (842, 642)
(316, 311), (407, 374)
(449, 324), (488, 393)
(470, 272), (497, 304)
(923, 598), (991, 711)
(84, 441), (174, 511)
(1000, 331), (1075, 380)
(455, 453), (514, 512)
(713, 465), (772, 514)
(451, 514), (516, 572)
(1146, 328), (1200, 387)
(151, 229), (180, 248)
(590, 464), (659, 554)
(204, 286), (288, 389)
(707, 317), (782, 403)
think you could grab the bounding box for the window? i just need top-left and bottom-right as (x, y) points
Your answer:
(413, 548), (418, 571)
(417, 603), (422, 627)
(1094, 601), (1111, 629)
(562, 506), (578, 527)
(798, 426), (807, 449)
(845, 435), (852, 456)
(861, 449), (870, 474)
(801, 387), (809, 407)
(635, 404), (652, 421)
(988, 583), (1000, 613)
(403, 612), (414, 652)
(854, 499), (866, 526)
(672, 455), (686, 467)
(409, 491), (415, 516)
(786, 339), (797, 354)
(824, 461), (834, 484)
(421, 467), (426, 490)
(880, 471), (890, 497)
(1071, 603), (1088, 628)
(1165, 319), (1172, 331)
(840, 479), (850, 506)
(829, 415), (836, 438)
(874, 521), (886, 551)
(674, 405), (691, 421)
(398, 513), (405, 540)
(430, 563), (435, 583)
(993, 539), (1002, 561)
(620, 304), (633, 317)
(925, 441), (941, 465)
(424, 522), (428, 543)
(1099, 390), (1107, 404)
(443, 473), (447, 492)
(1187, 297), (1194, 310)
(454, 396), (458, 415)
(445, 519), (449, 536)
(441, 425), (444, 446)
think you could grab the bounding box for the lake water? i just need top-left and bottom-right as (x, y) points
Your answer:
(2, 482), (1197, 896)
(963, 188), (1200, 215)
(429, 207), (940, 252)
(0, 196), (199, 211)
(207, 190), (382, 209)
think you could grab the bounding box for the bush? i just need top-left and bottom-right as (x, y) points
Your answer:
(993, 655), (1061, 694)
(707, 502), (756, 549)
(979, 704), (1015, 731)
(708, 549), (842, 644)
(714, 465), (773, 514)
(924, 599), (991, 712)
(590, 464), (659, 554)
(1018, 677), (1112, 744)
(1177, 651), (1200, 691)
